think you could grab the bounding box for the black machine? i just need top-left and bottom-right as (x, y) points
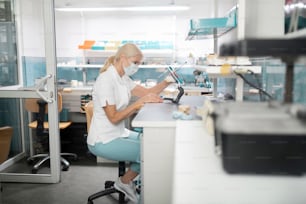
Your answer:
(211, 101), (306, 175)
(214, 38), (306, 175)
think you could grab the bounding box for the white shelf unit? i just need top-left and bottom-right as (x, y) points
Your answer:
(194, 65), (262, 101)
(57, 64), (102, 68)
(194, 65), (261, 76)
(58, 64), (262, 70)
(58, 63), (261, 101)
(59, 47), (176, 84)
(56, 63), (198, 87)
(80, 48), (175, 62)
(57, 64), (197, 69)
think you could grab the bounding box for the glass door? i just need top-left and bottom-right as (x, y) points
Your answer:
(0, 0), (61, 183)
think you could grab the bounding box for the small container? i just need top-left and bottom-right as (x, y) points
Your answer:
(71, 80), (78, 87)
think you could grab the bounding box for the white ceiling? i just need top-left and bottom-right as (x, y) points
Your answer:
(54, 0), (212, 8)
(54, 0), (218, 18)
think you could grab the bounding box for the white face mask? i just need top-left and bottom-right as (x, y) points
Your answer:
(124, 62), (139, 76)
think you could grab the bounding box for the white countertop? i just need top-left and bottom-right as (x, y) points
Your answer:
(59, 84), (211, 93)
(132, 95), (206, 128)
(172, 121), (306, 204)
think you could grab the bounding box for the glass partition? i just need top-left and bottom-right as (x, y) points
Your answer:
(0, 0), (22, 163)
(0, 0), (18, 86)
(0, 98), (24, 160)
(0, 0), (61, 183)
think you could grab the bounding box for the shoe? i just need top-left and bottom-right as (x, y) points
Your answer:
(114, 177), (139, 203)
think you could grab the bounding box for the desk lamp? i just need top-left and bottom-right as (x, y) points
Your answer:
(163, 66), (185, 104)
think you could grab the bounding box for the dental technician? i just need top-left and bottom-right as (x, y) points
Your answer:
(87, 43), (174, 203)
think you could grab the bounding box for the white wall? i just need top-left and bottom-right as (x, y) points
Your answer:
(217, 0), (285, 52)
(17, 0), (214, 61)
(54, 11), (214, 61)
(238, 0), (285, 39)
(17, 0), (286, 60)
(16, 0), (45, 57)
(216, 0), (238, 17)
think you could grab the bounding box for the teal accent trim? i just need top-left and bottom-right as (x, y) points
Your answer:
(85, 40), (174, 50)
(91, 46), (105, 50)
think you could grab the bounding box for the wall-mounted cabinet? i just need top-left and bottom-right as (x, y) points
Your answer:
(186, 6), (237, 40)
(284, 0), (306, 38)
(186, 0), (285, 52)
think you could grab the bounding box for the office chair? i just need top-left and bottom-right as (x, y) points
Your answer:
(0, 126), (13, 164)
(25, 93), (77, 174)
(84, 101), (126, 204)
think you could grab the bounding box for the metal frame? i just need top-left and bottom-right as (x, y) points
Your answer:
(0, 0), (61, 183)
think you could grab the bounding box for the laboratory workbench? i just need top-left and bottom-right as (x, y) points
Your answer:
(132, 94), (306, 204)
(59, 85), (210, 115)
(132, 95), (206, 204)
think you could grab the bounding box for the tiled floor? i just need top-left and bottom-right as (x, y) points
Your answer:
(1, 123), (135, 204)
(1, 161), (128, 204)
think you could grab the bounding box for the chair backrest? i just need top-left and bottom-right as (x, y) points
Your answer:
(24, 93), (64, 135)
(84, 101), (93, 133)
(0, 126), (13, 164)
(25, 93), (63, 113)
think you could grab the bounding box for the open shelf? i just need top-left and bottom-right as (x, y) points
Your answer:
(186, 6), (237, 40)
(285, 28), (306, 39)
(78, 40), (174, 51)
(56, 64), (197, 69)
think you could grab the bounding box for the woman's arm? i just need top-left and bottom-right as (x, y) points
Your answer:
(131, 80), (172, 98)
(104, 93), (163, 124)
(103, 102), (142, 124)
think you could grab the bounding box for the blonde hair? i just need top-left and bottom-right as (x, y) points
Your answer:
(100, 43), (143, 73)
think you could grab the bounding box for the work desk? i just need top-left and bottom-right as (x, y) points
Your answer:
(60, 85), (209, 122)
(132, 96), (204, 127)
(132, 95), (206, 204)
(132, 95), (306, 204)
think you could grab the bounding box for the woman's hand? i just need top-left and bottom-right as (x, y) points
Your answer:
(104, 94), (163, 124)
(134, 93), (163, 110)
(140, 93), (163, 103)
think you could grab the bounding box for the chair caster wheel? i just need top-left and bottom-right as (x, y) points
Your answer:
(87, 200), (93, 204)
(62, 166), (69, 171)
